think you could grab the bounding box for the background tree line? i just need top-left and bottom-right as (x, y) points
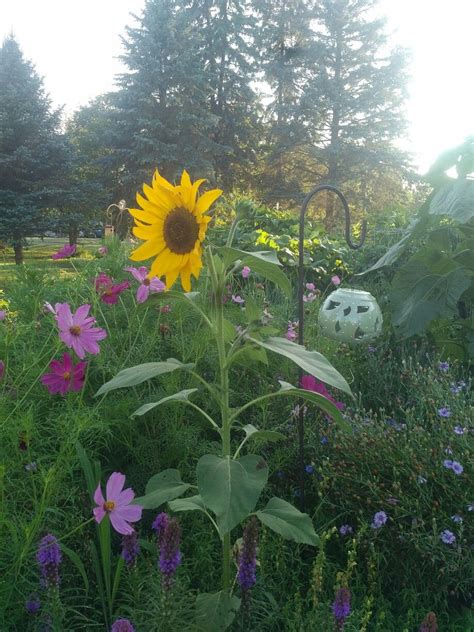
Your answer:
(0, 0), (414, 261)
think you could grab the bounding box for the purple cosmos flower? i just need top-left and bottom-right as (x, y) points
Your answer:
(303, 292), (317, 303)
(305, 464), (315, 474)
(453, 426), (465, 435)
(331, 275), (341, 286)
(111, 619), (135, 632)
(125, 266), (165, 303)
(286, 321), (297, 341)
(371, 511), (388, 529)
(438, 361), (449, 372)
(437, 407), (451, 418)
(440, 529), (456, 545)
(52, 243), (76, 260)
(121, 530), (140, 567)
(36, 534), (61, 588)
(332, 587), (351, 629)
(41, 352), (87, 395)
(241, 265), (251, 279)
(159, 516), (182, 590)
(98, 246), (108, 256)
(25, 595), (41, 614)
(305, 282), (315, 291)
(231, 294), (245, 305)
(237, 517), (259, 593)
(443, 459), (464, 475)
(55, 303), (107, 359)
(451, 514), (463, 524)
(94, 273), (130, 305)
(339, 524), (353, 536)
(0, 309), (5, 321)
(0, 360), (4, 382)
(93, 472), (143, 535)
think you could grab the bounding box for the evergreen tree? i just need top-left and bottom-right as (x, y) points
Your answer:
(305, 0), (409, 225)
(0, 36), (66, 263)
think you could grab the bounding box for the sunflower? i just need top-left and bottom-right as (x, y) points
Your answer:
(129, 169), (222, 291)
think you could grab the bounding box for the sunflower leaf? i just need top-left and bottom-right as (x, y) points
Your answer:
(218, 247), (291, 297)
(95, 359), (194, 396)
(131, 388), (198, 417)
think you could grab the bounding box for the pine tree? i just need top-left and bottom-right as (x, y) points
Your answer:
(305, 0), (409, 225)
(0, 36), (66, 263)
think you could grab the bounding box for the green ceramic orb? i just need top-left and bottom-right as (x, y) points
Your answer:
(318, 288), (383, 344)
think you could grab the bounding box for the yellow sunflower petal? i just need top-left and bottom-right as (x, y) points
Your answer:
(129, 207), (161, 225)
(132, 225), (165, 243)
(136, 193), (167, 218)
(152, 168), (176, 192)
(180, 266), (192, 292)
(165, 267), (181, 289)
(130, 239), (164, 261)
(181, 170), (192, 188)
(151, 250), (189, 275)
(143, 183), (177, 210)
(195, 188), (223, 215)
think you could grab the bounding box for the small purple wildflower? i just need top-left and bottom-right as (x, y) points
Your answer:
(36, 534), (61, 588)
(121, 530), (140, 568)
(450, 383), (462, 394)
(237, 517), (259, 594)
(453, 426), (465, 435)
(111, 619), (135, 632)
(241, 266), (251, 279)
(387, 497), (399, 506)
(437, 407), (451, 418)
(339, 524), (353, 536)
(305, 464), (315, 474)
(438, 361), (449, 372)
(443, 459), (464, 475)
(320, 436), (329, 445)
(367, 345), (377, 353)
(25, 595), (41, 614)
(332, 587), (351, 629)
(159, 517), (182, 590)
(231, 294), (245, 305)
(440, 530), (456, 545)
(451, 514), (463, 524)
(305, 282), (315, 291)
(371, 511), (388, 529)
(152, 512), (169, 541)
(303, 292), (317, 303)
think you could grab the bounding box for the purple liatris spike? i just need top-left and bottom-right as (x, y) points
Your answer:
(159, 517), (182, 589)
(332, 587), (351, 630)
(152, 511), (169, 542)
(111, 619), (135, 632)
(121, 530), (140, 568)
(36, 534), (61, 588)
(237, 517), (259, 593)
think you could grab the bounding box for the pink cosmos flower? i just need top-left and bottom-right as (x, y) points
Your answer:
(241, 266), (251, 279)
(94, 273), (130, 305)
(300, 374), (345, 411)
(41, 352), (87, 395)
(55, 303), (107, 359)
(98, 246), (108, 256)
(303, 292), (317, 303)
(43, 302), (56, 315)
(232, 294), (245, 305)
(125, 267), (166, 303)
(52, 244), (76, 260)
(93, 472), (143, 535)
(305, 283), (315, 292)
(331, 275), (341, 286)
(286, 321), (298, 341)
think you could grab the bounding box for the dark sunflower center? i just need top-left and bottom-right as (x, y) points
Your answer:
(163, 207), (199, 254)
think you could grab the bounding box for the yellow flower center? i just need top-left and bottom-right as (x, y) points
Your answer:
(69, 325), (81, 336)
(103, 501), (116, 512)
(62, 371), (71, 380)
(163, 207), (199, 254)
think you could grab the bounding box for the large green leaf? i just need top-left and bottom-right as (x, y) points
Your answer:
(197, 454), (268, 535)
(277, 381), (350, 430)
(256, 497), (319, 546)
(242, 424), (286, 444)
(134, 469), (190, 509)
(95, 359), (193, 396)
(131, 388), (198, 417)
(248, 337), (351, 395)
(195, 591), (241, 632)
(390, 248), (471, 336)
(219, 247), (291, 296)
(168, 495), (206, 513)
(429, 180), (474, 224)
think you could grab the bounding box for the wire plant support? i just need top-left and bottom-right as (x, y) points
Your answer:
(297, 184), (367, 509)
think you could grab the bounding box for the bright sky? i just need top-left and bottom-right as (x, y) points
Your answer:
(1, 0), (472, 173)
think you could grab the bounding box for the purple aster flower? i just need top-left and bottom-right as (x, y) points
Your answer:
(332, 587), (351, 629)
(237, 517), (259, 594)
(453, 426), (465, 435)
(371, 511), (388, 529)
(438, 361), (449, 372)
(305, 464), (315, 474)
(159, 517), (182, 590)
(443, 459), (464, 475)
(451, 514), (463, 524)
(440, 529), (456, 545)
(121, 530), (140, 568)
(450, 383), (462, 394)
(437, 407), (451, 418)
(25, 595), (41, 614)
(111, 619), (135, 632)
(339, 524), (353, 536)
(36, 534), (61, 588)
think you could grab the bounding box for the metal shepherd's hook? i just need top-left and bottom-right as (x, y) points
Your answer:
(297, 184), (367, 509)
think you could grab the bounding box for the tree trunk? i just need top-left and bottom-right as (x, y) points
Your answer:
(68, 222), (79, 246)
(13, 242), (23, 265)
